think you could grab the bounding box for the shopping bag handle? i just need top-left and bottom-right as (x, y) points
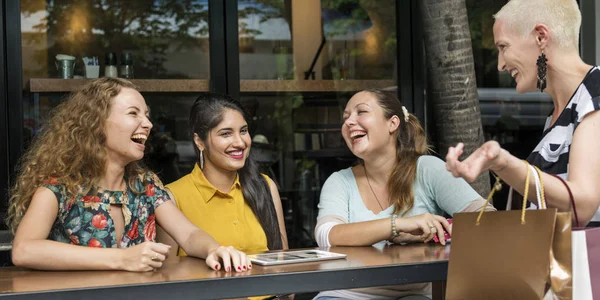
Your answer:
(477, 160), (534, 225)
(531, 164), (547, 209)
(506, 164), (547, 210)
(551, 174), (579, 227)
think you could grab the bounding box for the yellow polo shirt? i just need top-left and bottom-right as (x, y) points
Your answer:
(166, 164), (269, 256)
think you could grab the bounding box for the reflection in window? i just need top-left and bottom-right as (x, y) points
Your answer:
(238, 0), (294, 79)
(237, 0), (396, 80)
(321, 0), (395, 80)
(21, 0), (210, 82)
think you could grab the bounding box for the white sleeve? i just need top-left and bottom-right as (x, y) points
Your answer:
(315, 221), (338, 248)
(315, 171), (351, 247)
(317, 171), (351, 221)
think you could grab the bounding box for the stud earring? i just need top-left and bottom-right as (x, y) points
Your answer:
(199, 149), (204, 170)
(536, 50), (548, 92)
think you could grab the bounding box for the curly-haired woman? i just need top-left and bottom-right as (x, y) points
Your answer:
(7, 77), (248, 272)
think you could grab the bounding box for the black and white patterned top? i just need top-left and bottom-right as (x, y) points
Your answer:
(526, 66), (600, 220)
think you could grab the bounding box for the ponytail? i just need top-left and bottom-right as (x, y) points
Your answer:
(363, 89), (430, 215)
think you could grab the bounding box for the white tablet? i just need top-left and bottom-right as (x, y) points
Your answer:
(248, 249), (347, 266)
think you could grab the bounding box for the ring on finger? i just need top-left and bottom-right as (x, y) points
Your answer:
(151, 253), (159, 261)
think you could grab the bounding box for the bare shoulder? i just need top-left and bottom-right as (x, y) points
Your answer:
(31, 186), (60, 206)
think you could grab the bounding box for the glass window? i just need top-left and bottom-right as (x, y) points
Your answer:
(237, 0), (398, 247)
(21, 0), (210, 81)
(21, 0), (211, 184)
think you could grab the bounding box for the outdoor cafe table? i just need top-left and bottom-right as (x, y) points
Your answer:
(0, 244), (450, 300)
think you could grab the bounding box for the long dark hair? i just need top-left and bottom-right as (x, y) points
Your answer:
(189, 93), (283, 250)
(363, 89), (430, 215)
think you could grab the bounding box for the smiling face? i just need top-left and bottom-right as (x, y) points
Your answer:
(104, 87), (152, 166)
(341, 91), (399, 159)
(196, 108), (251, 172)
(494, 20), (542, 93)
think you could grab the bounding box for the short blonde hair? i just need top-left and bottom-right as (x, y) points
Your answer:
(494, 0), (581, 50)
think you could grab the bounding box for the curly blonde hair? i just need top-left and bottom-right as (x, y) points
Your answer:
(7, 77), (148, 233)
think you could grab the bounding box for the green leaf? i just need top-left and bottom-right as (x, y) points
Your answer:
(83, 211), (94, 223)
(95, 231), (109, 239)
(66, 217), (81, 228)
(79, 231), (92, 244)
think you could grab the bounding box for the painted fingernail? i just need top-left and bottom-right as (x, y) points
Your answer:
(237, 266), (241, 271)
(215, 264), (219, 270)
(243, 265), (247, 270)
(248, 264), (252, 269)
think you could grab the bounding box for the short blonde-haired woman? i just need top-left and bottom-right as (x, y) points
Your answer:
(446, 0), (600, 226)
(8, 78), (249, 272)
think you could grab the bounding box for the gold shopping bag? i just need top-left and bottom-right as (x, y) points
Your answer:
(446, 163), (572, 299)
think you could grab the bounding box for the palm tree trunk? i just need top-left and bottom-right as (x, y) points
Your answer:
(419, 0), (490, 197)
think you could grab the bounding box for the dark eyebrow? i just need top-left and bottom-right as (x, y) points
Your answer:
(217, 124), (248, 132)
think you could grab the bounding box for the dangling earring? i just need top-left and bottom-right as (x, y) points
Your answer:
(536, 50), (548, 92)
(199, 149), (204, 170)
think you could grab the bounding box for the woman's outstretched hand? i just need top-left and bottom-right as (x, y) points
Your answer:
(445, 141), (505, 183)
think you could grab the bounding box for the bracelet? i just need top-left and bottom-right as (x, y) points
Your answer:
(391, 215), (399, 238)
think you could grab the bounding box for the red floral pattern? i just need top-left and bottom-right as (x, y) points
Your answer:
(43, 177), (59, 185)
(42, 172), (169, 249)
(127, 220), (140, 240)
(69, 235), (79, 245)
(91, 214), (108, 229)
(143, 215), (156, 241)
(146, 184), (155, 197)
(88, 238), (102, 248)
(82, 195), (102, 204)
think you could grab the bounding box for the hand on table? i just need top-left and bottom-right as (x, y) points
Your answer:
(206, 246), (251, 272)
(120, 242), (171, 272)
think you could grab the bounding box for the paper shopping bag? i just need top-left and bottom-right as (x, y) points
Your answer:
(552, 173), (600, 299)
(447, 162), (572, 299)
(572, 227), (600, 299)
(446, 209), (558, 299)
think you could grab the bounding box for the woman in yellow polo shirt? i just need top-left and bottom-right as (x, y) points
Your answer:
(157, 93), (288, 271)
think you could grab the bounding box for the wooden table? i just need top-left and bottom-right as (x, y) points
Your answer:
(0, 244), (449, 300)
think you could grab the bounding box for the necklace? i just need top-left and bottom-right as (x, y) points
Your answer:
(363, 164), (386, 211)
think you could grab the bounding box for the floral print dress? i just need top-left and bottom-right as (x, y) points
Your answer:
(42, 172), (169, 248)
